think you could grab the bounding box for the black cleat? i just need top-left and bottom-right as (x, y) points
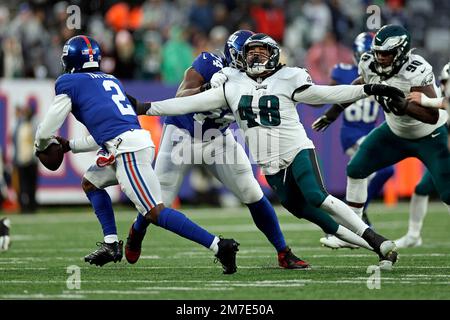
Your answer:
(125, 223), (146, 264)
(215, 238), (239, 274)
(278, 247), (311, 269)
(84, 240), (123, 267)
(378, 249), (398, 271)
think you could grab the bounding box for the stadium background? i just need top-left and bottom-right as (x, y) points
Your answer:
(0, 0), (449, 208)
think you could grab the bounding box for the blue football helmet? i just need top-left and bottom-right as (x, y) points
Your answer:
(61, 35), (101, 73)
(224, 30), (254, 69)
(352, 32), (374, 65)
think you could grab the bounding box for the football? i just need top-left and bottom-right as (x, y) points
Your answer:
(36, 143), (64, 171)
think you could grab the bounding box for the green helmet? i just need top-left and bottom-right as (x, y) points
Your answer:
(372, 24), (411, 77)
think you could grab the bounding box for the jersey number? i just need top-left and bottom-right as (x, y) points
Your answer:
(102, 80), (136, 116)
(238, 95), (280, 128)
(344, 99), (379, 123)
(405, 60), (423, 72)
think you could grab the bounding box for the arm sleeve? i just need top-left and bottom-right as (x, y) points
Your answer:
(148, 86), (228, 116)
(69, 135), (99, 153)
(293, 84), (367, 105)
(34, 94), (72, 151)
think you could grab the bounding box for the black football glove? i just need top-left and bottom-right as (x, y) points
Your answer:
(375, 95), (408, 116)
(126, 93), (152, 115)
(311, 104), (344, 132)
(364, 84), (405, 99)
(312, 115), (333, 132)
(54, 136), (71, 153)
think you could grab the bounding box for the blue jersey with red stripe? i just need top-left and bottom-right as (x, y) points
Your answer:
(55, 72), (141, 146)
(331, 63), (380, 152)
(164, 52), (234, 137)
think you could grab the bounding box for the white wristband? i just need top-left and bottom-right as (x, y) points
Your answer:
(421, 93), (444, 108)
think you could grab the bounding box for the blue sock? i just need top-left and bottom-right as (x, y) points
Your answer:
(247, 195), (287, 252)
(365, 166), (395, 209)
(157, 207), (215, 249)
(86, 189), (117, 236)
(133, 213), (150, 234)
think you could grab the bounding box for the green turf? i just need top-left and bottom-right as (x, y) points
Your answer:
(1, 202), (449, 300)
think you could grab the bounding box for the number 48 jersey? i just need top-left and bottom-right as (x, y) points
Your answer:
(221, 66), (315, 175)
(55, 72), (141, 146)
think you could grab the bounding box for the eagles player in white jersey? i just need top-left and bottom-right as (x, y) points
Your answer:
(131, 33), (407, 269)
(314, 25), (450, 250)
(394, 61), (450, 248)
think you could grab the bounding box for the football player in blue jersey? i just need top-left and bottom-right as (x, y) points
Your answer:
(311, 32), (395, 249)
(34, 35), (240, 274)
(125, 30), (310, 269)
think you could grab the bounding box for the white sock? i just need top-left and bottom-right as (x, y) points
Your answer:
(335, 225), (373, 250)
(104, 234), (119, 243)
(320, 195), (369, 236)
(408, 193), (429, 238)
(209, 236), (220, 254)
(346, 177), (368, 205)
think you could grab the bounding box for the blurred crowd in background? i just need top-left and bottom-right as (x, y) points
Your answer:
(0, 0), (449, 85)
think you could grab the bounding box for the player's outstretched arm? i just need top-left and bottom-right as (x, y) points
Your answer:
(148, 86), (227, 116)
(294, 81), (403, 106)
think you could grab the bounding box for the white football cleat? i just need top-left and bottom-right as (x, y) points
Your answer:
(394, 234), (422, 248)
(319, 235), (360, 249)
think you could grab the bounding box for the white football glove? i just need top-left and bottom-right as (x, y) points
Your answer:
(210, 72), (228, 88)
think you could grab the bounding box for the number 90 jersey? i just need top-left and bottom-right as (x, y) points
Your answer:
(221, 66), (315, 175)
(55, 72), (141, 146)
(331, 63), (380, 152)
(358, 52), (448, 139)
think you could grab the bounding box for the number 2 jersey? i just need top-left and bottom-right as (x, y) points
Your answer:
(164, 52), (235, 137)
(55, 72), (143, 147)
(358, 52), (448, 139)
(331, 63), (380, 152)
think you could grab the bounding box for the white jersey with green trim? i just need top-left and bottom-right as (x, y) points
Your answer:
(221, 66), (315, 175)
(359, 52), (448, 139)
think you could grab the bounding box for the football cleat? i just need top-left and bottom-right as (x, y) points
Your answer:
(84, 240), (123, 267)
(0, 218), (11, 252)
(278, 247), (311, 269)
(125, 223), (146, 264)
(377, 240), (398, 271)
(319, 235), (360, 250)
(214, 237), (239, 274)
(394, 234), (422, 248)
(378, 250), (398, 271)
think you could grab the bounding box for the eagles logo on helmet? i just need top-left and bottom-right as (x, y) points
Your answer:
(371, 24), (411, 78)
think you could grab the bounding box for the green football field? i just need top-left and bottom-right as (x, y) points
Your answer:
(1, 202), (449, 300)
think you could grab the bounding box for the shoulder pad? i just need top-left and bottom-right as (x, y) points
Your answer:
(401, 54), (434, 86)
(277, 66), (311, 81)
